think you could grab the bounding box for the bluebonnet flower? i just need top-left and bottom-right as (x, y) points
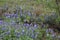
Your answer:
(10, 20), (16, 25)
(46, 28), (54, 34)
(0, 20), (3, 25)
(51, 33), (56, 37)
(15, 32), (20, 38)
(31, 34), (35, 39)
(31, 29), (35, 33)
(1, 27), (6, 31)
(48, 28), (54, 33)
(21, 29), (25, 35)
(3, 22), (9, 27)
(4, 31), (10, 35)
(10, 13), (18, 19)
(24, 23), (30, 26)
(10, 13), (14, 17)
(29, 27), (32, 30)
(22, 29), (25, 32)
(33, 24), (38, 28)
(46, 29), (49, 33)
(4, 13), (11, 18)
(14, 14), (18, 18)
(6, 15), (11, 18)
(27, 11), (32, 16)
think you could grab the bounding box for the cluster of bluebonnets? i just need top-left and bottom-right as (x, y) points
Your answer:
(0, 6), (60, 40)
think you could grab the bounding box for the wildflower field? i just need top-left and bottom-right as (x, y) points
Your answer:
(0, 0), (60, 40)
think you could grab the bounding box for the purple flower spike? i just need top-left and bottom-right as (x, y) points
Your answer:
(51, 33), (56, 37)
(4, 13), (11, 18)
(27, 11), (32, 16)
(15, 32), (20, 38)
(34, 24), (38, 29)
(14, 14), (18, 18)
(0, 20), (3, 25)
(5, 31), (10, 35)
(10, 14), (14, 17)
(22, 29), (25, 32)
(24, 23), (30, 26)
(31, 34), (35, 39)
(1, 27), (6, 31)
(21, 29), (25, 35)
(46, 29), (49, 33)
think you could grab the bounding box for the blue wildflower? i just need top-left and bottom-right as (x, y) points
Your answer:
(31, 34), (35, 39)
(21, 29), (25, 35)
(4, 13), (11, 18)
(5, 31), (10, 35)
(16, 32), (20, 38)
(34, 24), (38, 28)
(10, 20), (16, 25)
(0, 20), (3, 25)
(1, 27), (6, 31)
(24, 23), (30, 27)
(27, 11), (32, 16)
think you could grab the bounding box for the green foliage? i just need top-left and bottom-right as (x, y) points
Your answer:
(19, 35), (33, 40)
(56, 16), (60, 24)
(0, 0), (60, 40)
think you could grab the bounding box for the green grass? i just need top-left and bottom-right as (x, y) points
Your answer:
(0, 0), (56, 14)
